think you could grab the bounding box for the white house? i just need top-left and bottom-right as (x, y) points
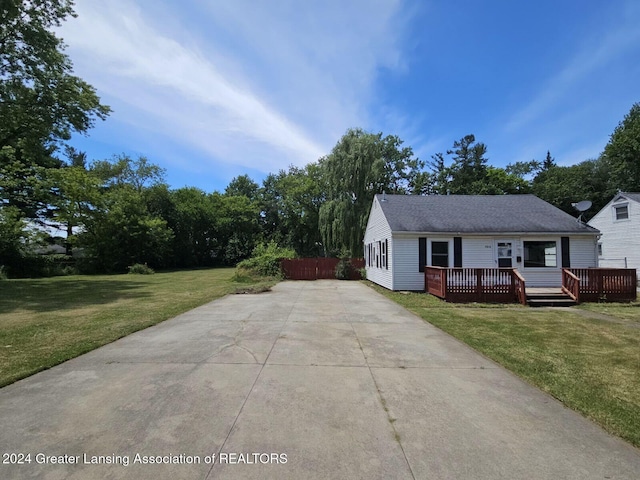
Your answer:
(363, 194), (600, 291)
(588, 192), (640, 272)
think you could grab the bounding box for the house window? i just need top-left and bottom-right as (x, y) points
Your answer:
(597, 243), (603, 257)
(524, 241), (557, 268)
(614, 204), (629, 220)
(431, 241), (449, 267)
(381, 240), (386, 269)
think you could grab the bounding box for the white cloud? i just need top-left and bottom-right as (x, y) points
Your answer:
(505, 5), (640, 132)
(59, 0), (407, 175)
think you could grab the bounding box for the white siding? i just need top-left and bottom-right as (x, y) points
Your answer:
(363, 197), (393, 289)
(589, 196), (640, 271)
(392, 236), (425, 290)
(388, 234), (598, 289)
(519, 272), (559, 287)
(462, 237), (495, 267)
(570, 236), (598, 268)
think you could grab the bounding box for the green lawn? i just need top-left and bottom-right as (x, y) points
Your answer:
(0, 269), (274, 388)
(370, 283), (640, 448)
(577, 301), (640, 322)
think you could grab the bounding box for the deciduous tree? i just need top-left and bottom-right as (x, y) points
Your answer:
(602, 102), (640, 192)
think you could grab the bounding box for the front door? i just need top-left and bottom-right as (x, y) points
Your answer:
(496, 240), (513, 268)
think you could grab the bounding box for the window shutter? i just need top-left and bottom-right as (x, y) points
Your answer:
(454, 237), (462, 268)
(561, 237), (570, 268)
(419, 237), (427, 272)
(385, 239), (389, 270)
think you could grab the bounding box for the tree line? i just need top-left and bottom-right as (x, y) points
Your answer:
(1, 1), (639, 276)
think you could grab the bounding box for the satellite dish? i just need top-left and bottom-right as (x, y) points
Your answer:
(572, 200), (592, 225)
(572, 200), (592, 212)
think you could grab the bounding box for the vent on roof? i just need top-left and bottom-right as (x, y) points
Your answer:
(381, 191), (387, 202)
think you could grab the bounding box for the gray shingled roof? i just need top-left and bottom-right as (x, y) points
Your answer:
(376, 194), (599, 234)
(618, 192), (640, 203)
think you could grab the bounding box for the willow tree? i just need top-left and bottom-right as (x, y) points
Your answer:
(318, 128), (422, 256)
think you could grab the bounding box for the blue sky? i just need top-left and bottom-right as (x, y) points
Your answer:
(60, 0), (640, 193)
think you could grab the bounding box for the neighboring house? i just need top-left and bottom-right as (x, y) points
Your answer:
(363, 194), (600, 291)
(588, 192), (640, 272)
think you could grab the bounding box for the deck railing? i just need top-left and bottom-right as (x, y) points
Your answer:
(563, 268), (637, 302)
(561, 269), (581, 302)
(513, 269), (527, 306)
(425, 267), (523, 304)
(425, 267), (636, 304)
(425, 266), (446, 298)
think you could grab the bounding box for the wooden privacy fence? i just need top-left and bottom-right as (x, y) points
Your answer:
(425, 267), (526, 304)
(562, 268), (637, 302)
(281, 258), (365, 280)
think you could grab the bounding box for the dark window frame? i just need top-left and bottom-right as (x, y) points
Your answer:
(523, 240), (557, 268)
(431, 241), (449, 268)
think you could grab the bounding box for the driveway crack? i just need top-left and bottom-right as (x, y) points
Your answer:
(203, 282), (302, 480)
(201, 319), (261, 364)
(340, 288), (417, 480)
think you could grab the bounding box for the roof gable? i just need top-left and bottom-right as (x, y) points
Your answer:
(613, 192), (640, 204)
(375, 194), (599, 234)
(588, 192), (640, 225)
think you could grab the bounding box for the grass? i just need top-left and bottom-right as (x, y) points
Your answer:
(368, 282), (640, 448)
(0, 268), (278, 388)
(577, 301), (640, 323)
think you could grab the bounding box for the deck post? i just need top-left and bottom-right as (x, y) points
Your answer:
(442, 268), (447, 298)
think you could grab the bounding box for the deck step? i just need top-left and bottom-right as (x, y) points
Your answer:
(527, 291), (576, 307)
(527, 298), (577, 307)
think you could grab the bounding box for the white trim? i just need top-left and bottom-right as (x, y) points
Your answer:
(495, 239), (515, 268)
(428, 238), (452, 267)
(393, 230), (597, 237)
(612, 202), (630, 222)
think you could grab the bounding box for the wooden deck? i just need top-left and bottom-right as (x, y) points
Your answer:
(563, 268), (637, 303)
(425, 267), (637, 305)
(425, 267), (527, 305)
(526, 287), (563, 295)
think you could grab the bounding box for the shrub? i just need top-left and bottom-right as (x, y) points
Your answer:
(11, 254), (76, 277)
(61, 265), (79, 276)
(236, 241), (295, 277)
(335, 257), (352, 280)
(128, 263), (155, 275)
(0, 265), (7, 280)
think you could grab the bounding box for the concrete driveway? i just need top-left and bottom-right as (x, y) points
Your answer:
(1, 280), (639, 479)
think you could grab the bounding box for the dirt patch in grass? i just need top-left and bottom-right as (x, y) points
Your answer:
(577, 301), (640, 323)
